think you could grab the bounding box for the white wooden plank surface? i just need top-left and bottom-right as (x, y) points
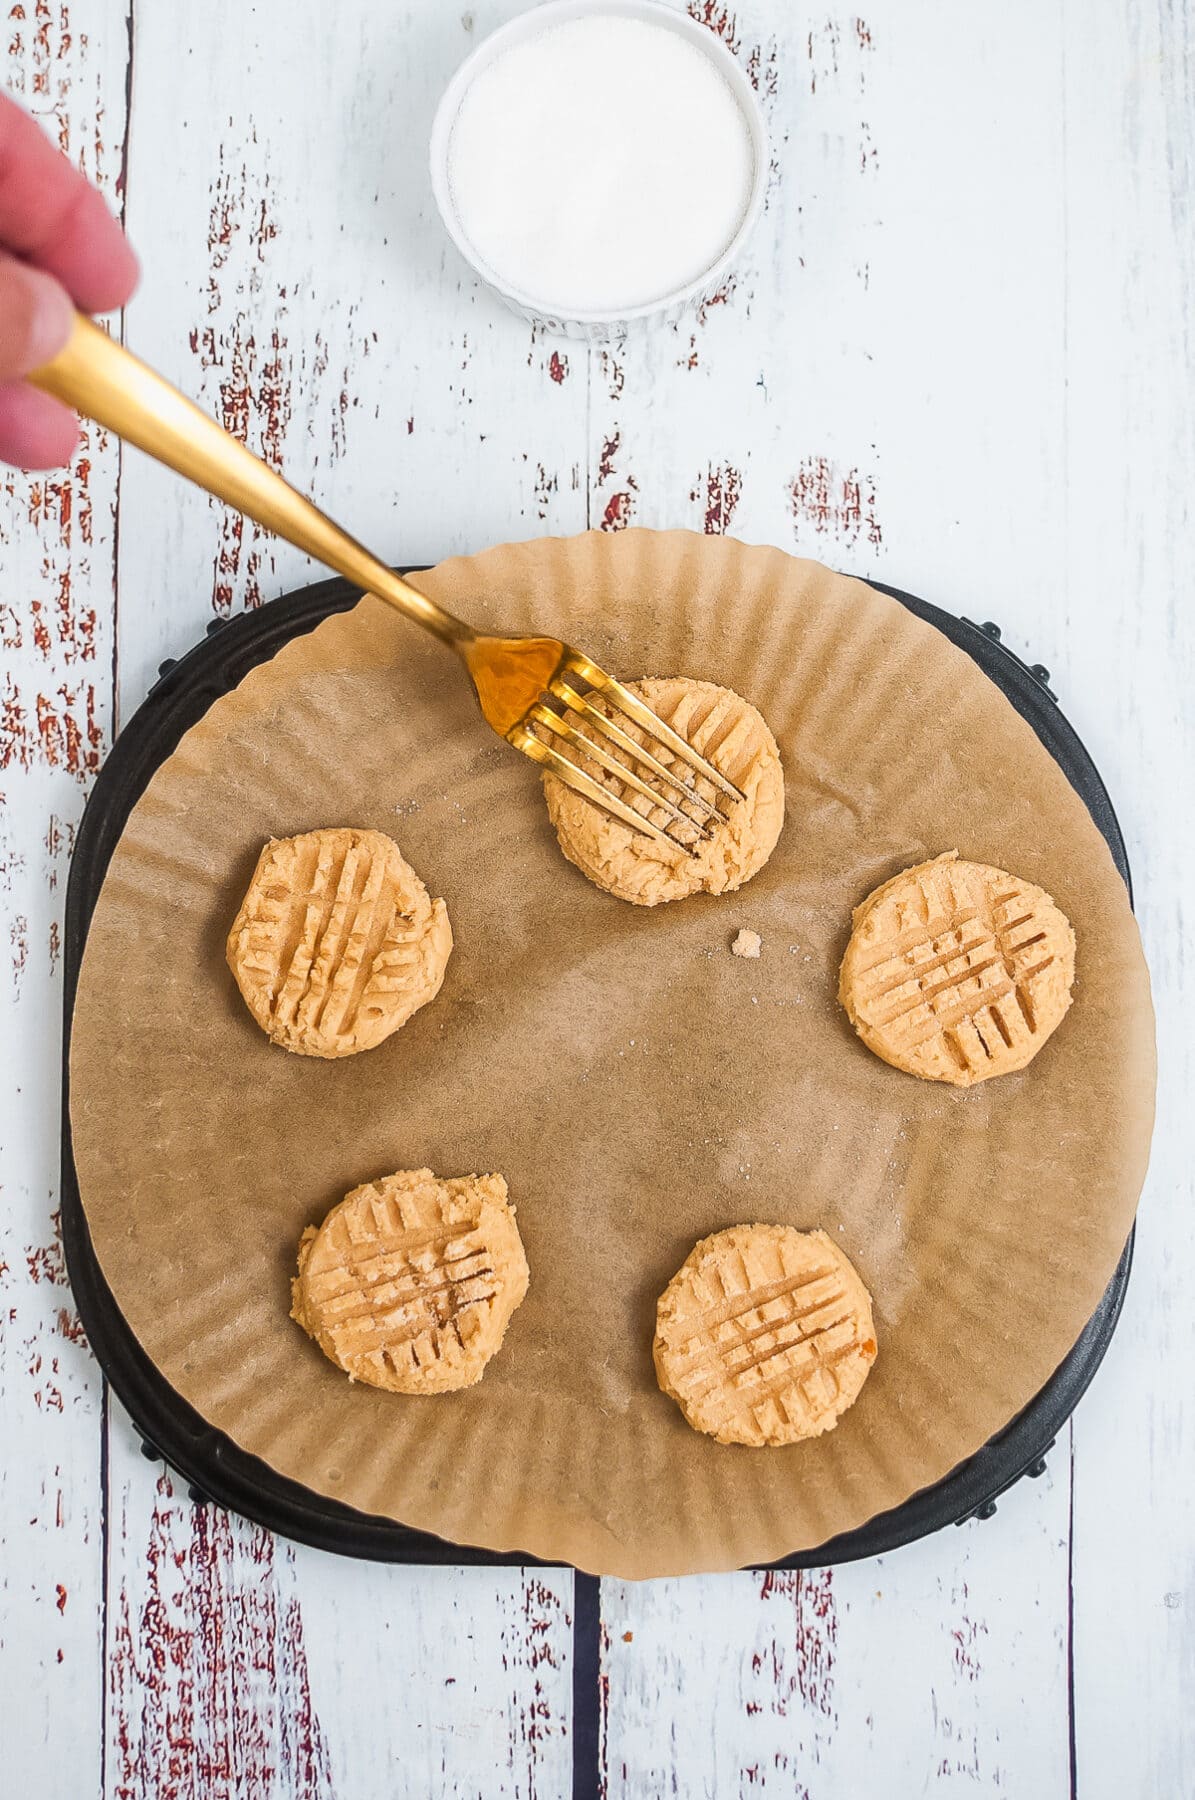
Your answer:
(105, 1423), (575, 1799)
(0, 2), (127, 1794)
(0, 0), (1190, 1794)
(1060, 1), (1195, 1795)
(603, 1463), (1070, 1798)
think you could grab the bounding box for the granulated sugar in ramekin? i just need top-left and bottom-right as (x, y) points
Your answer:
(445, 12), (755, 315)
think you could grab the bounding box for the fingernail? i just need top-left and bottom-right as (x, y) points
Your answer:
(21, 264), (74, 369)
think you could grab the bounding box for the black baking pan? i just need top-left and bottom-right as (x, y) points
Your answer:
(60, 570), (1135, 1569)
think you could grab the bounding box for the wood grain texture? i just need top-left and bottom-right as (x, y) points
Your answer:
(114, 0), (587, 714)
(0, 2), (127, 1795)
(1060, 0), (1195, 1795)
(603, 1463), (1070, 1797)
(105, 1421), (575, 1800)
(0, 0), (1190, 1793)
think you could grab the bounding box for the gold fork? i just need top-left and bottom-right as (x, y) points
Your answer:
(31, 316), (742, 851)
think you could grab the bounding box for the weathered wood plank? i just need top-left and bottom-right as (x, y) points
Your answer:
(105, 1409), (575, 1800)
(115, 0), (587, 715)
(603, 1464), (1069, 1797)
(0, 3), (129, 1794)
(1061, 0), (1195, 1794)
(105, 1450), (337, 1800)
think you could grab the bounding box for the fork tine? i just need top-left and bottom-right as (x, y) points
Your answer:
(508, 723), (699, 855)
(549, 677), (720, 823)
(578, 669), (746, 804)
(528, 704), (714, 839)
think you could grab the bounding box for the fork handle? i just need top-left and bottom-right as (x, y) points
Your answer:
(30, 313), (470, 647)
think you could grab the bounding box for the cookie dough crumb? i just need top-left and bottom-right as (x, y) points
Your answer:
(732, 928), (762, 959)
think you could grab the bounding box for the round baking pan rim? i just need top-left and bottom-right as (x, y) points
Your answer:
(59, 569), (1135, 1569)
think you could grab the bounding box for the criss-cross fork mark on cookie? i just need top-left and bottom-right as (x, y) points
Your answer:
(849, 862), (1067, 1080)
(656, 1231), (877, 1446)
(305, 1224), (497, 1382)
(560, 681), (765, 847)
(293, 1173), (529, 1394)
(264, 834), (425, 1034)
(228, 828), (450, 1057)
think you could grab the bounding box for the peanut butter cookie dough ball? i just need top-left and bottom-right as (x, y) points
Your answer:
(227, 827), (452, 1058)
(654, 1224), (877, 1447)
(291, 1169), (529, 1395)
(543, 677), (784, 906)
(839, 852), (1076, 1086)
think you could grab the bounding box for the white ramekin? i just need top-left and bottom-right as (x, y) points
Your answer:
(429, 0), (769, 343)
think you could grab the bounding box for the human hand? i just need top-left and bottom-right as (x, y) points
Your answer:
(0, 90), (138, 469)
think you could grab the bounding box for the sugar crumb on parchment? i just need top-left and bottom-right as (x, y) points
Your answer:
(731, 928), (762, 958)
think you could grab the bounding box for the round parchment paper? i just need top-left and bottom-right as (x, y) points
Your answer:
(70, 531), (1155, 1577)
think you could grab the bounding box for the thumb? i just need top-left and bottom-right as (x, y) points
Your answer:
(0, 254), (73, 381)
